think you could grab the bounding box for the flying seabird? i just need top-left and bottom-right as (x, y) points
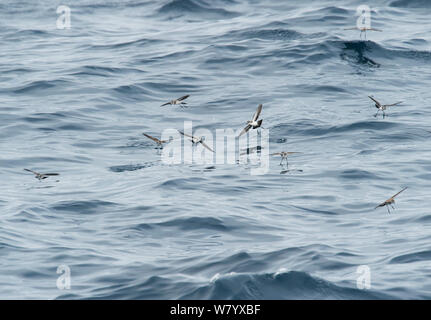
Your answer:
(24, 169), (59, 181)
(368, 96), (403, 118)
(375, 187), (408, 214)
(238, 104), (263, 137)
(178, 130), (214, 153)
(160, 95), (190, 107)
(143, 133), (168, 149)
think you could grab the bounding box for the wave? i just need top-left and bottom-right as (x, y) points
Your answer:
(3, 29), (51, 40)
(132, 216), (232, 232)
(389, 250), (431, 264)
(390, 0), (431, 8)
(109, 162), (158, 172)
(70, 65), (145, 78)
(10, 80), (71, 95)
(51, 200), (119, 214)
(228, 28), (304, 41)
(89, 38), (160, 50)
(272, 120), (399, 138)
(158, 0), (239, 19)
(181, 271), (394, 299)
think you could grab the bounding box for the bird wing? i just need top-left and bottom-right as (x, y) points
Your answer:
(143, 133), (161, 144)
(178, 130), (195, 139)
(384, 101), (403, 107)
(24, 168), (39, 175)
(44, 173), (60, 176)
(160, 101), (171, 107)
(286, 152), (300, 155)
(375, 202), (385, 209)
(389, 187), (408, 200)
(252, 104), (263, 122)
(200, 141), (214, 153)
(270, 153), (281, 156)
(368, 96), (381, 107)
(344, 27), (358, 30)
(177, 95), (190, 101)
(369, 28), (383, 32)
(238, 124), (252, 137)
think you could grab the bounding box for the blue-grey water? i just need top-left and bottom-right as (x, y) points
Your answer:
(1, 0), (431, 299)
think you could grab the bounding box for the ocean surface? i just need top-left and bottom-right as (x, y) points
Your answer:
(1, 0), (431, 299)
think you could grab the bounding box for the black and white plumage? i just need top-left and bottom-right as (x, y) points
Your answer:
(368, 96), (403, 117)
(24, 169), (59, 181)
(178, 130), (214, 153)
(238, 104), (263, 137)
(160, 95), (190, 107)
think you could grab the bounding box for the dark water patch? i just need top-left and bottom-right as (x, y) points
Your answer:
(112, 84), (155, 100)
(138, 216), (233, 232)
(414, 215), (431, 223)
(142, 49), (199, 64)
(272, 120), (398, 138)
(89, 38), (160, 50)
(109, 162), (156, 172)
(390, 0), (431, 8)
(159, 216), (230, 231)
(228, 28), (303, 41)
(55, 123), (91, 131)
(336, 40), (431, 64)
(70, 65), (145, 77)
(1, 68), (35, 74)
(4, 29), (51, 40)
(158, 0), (238, 19)
(339, 169), (378, 180)
(339, 41), (381, 68)
(158, 177), (207, 190)
(315, 6), (349, 15)
(139, 81), (196, 93)
(207, 44), (248, 53)
(181, 271), (393, 299)
(390, 250), (431, 264)
(301, 84), (350, 94)
(291, 205), (337, 216)
(74, 1), (152, 10)
(11, 80), (71, 95)
(51, 200), (119, 215)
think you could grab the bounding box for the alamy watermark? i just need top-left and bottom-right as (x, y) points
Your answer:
(345, 5), (382, 39)
(56, 5), (71, 29)
(159, 121), (269, 175)
(56, 264), (71, 290)
(356, 265), (371, 290)
(356, 5), (371, 30)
